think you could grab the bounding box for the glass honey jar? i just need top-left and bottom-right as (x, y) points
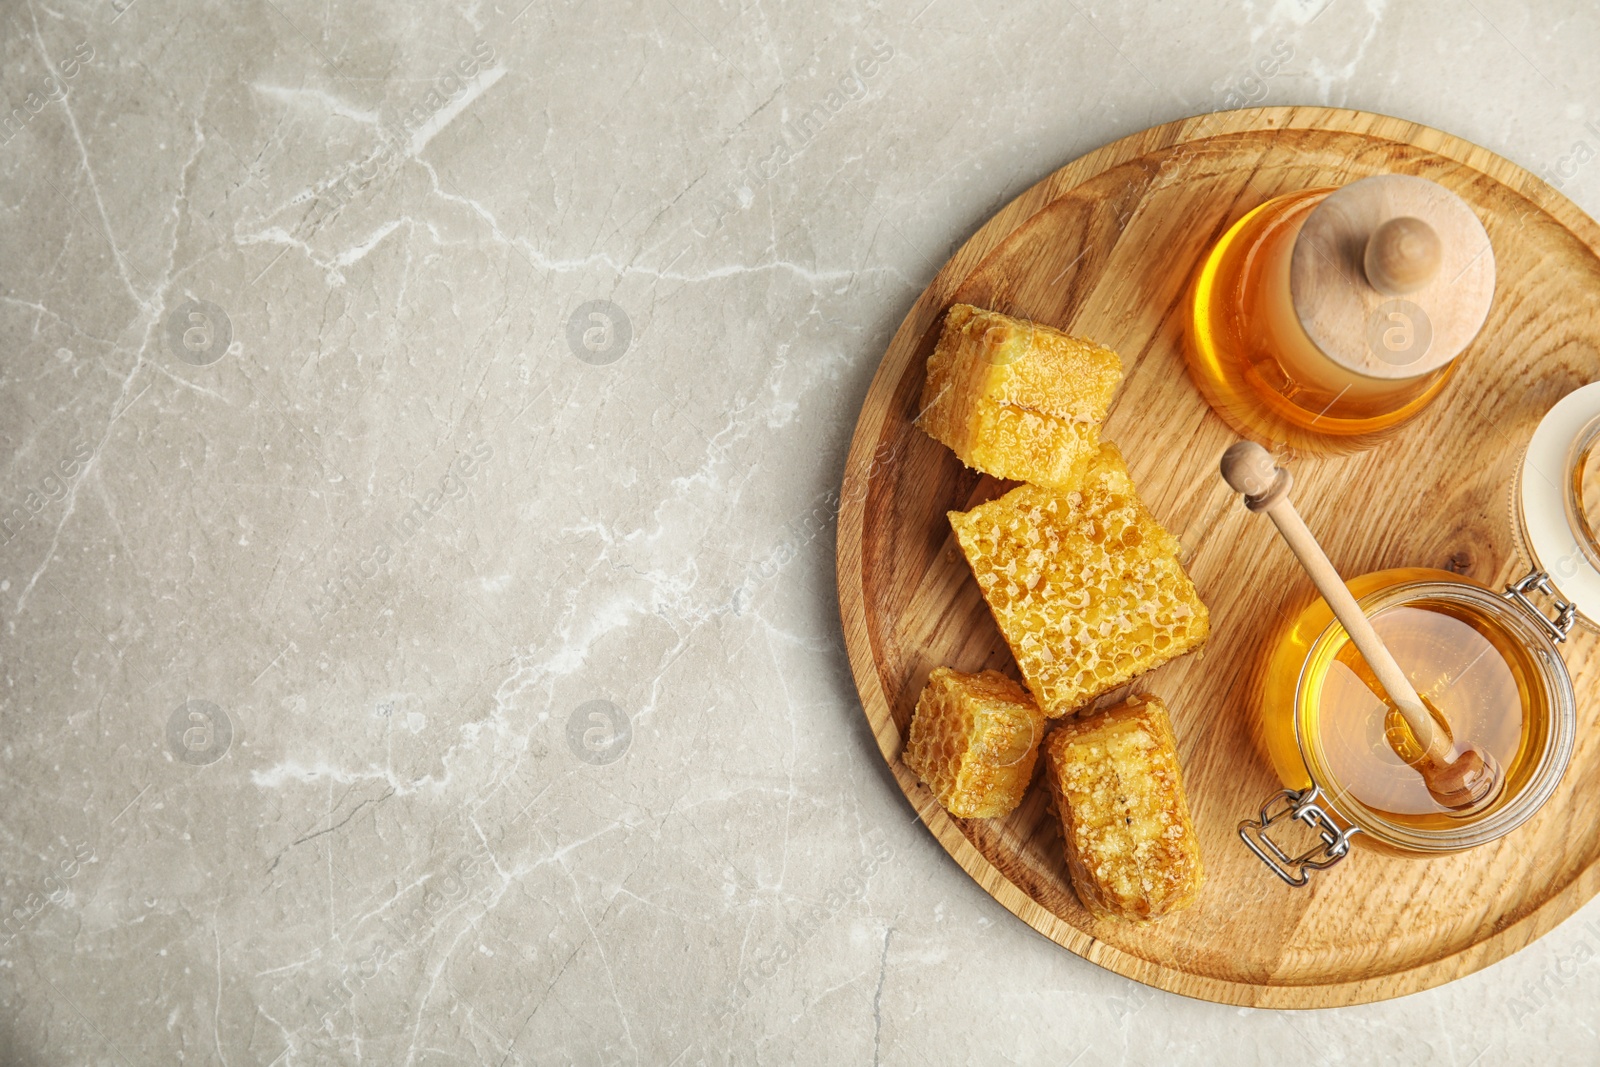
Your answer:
(1243, 568), (1575, 881)
(1188, 175), (1497, 452)
(1238, 384), (1600, 884)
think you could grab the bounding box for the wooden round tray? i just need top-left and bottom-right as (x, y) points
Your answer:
(836, 106), (1600, 1007)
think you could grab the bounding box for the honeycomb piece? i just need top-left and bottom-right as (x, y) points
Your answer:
(915, 304), (1123, 489)
(948, 442), (1209, 717)
(1043, 694), (1204, 921)
(902, 667), (1046, 819)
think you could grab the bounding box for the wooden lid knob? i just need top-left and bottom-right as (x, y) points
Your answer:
(1291, 175), (1495, 380)
(1363, 216), (1441, 295)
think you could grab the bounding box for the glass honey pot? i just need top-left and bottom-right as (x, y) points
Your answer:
(1242, 568), (1575, 883)
(1231, 383), (1600, 884)
(1188, 174), (1498, 452)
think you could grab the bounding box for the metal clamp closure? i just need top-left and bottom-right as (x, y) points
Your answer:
(1238, 786), (1362, 886)
(1505, 571), (1577, 643)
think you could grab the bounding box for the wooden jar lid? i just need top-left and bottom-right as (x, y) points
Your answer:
(1290, 174), (1496, 380)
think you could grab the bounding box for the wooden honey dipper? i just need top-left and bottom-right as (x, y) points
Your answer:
(1220, 441), (1503, 812)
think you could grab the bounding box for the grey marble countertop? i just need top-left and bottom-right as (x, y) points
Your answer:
(4, 0), (1600, 1063)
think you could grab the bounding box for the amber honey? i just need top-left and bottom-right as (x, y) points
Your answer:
(1566, 417), (1600, 571)
(1261, 568), (1572, 853)
(1188, 190), (1457, 450)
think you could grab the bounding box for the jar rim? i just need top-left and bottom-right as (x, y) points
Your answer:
(1294, 577), (1576, 852)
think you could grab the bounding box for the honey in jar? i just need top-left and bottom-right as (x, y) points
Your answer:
(1188, 175), (1497, 452)
(1565, 410), (1600, 573)
(1257, 569), (1567, 861)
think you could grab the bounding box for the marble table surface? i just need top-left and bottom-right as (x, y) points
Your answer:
(4, 0), (1600, 1063)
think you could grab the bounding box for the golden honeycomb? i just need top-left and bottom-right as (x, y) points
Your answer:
(1042, 694), (1204, 921)
(915, 304), (1123, 489)
(948, 442), (1209, 716)
(902, 667), (1046, 819)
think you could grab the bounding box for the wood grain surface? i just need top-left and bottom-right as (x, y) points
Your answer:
(835, 106), (1600, 1007)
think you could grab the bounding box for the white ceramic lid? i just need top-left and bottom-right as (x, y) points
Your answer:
(1519, 381), (1600, 623)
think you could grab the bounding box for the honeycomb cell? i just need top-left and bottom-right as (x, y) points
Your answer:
(948, 443), (1210, 717)
(1042, 694), (1204, 922)
(902, 667), (1046, 819)
(915, 304), (1123, 489)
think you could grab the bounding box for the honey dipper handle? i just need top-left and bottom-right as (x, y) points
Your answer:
(1221, 442), (1288, 502)
(1219, 444), (1450, 764)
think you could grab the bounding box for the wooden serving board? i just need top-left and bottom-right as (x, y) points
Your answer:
(836, 106), (1600, 1007)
